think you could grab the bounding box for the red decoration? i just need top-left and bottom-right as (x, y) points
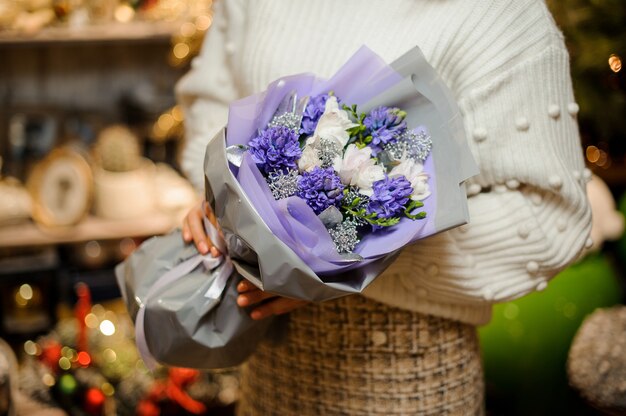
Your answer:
(137, 399), (160, 416)
(84, 387), (105, 415)
(138, 367), (206, 415)
(77, 351), (91, 367)
(74, 283), (92, 354)
(40, 340), (62, 371)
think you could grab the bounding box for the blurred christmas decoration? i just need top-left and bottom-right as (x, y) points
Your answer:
(546, 1), (625, 172)
(167, 3), (213, 68)
(568, 306), (626, 415)
(150, 105), (184, 143)
(2, 281), (53, 335)
(18, 284), (239, 415)
(0, 0), (214, 35)
(0, 156), (32, 226)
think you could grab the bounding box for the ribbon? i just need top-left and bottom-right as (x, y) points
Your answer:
(135, 216), (233, 370)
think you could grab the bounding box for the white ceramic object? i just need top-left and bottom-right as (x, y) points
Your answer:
(93, 159), (156, 220)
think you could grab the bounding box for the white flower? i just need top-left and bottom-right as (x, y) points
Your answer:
(312, 96), (357, 148)
(389, 159), (431, 201)
(410, 173), (431, 201)
(333, 144), (374, 185)
(353, 160), (385, 196)
(298, 145), (321, 172)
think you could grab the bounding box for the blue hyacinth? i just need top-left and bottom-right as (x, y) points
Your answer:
(300, 93), (336, 136)
(248, 126), (302, 174)
(363, 106), (407, 156)
(366, 175), (413, 220)
(297, 167), (345, 214)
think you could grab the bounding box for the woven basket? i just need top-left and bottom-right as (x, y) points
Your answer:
(238, 295), (484, 416)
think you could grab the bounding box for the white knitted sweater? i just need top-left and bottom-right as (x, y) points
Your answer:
(177, 0), (592, 325)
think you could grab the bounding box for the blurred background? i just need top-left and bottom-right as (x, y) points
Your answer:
(0, 0), (624, 415)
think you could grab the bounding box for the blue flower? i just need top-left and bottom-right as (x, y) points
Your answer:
(249, 126), (302, 174)
(366, 175), (413, 220)
(363, 106), (407, 156)
(300, 94), (336, 136)
(297, 167), (345, 214)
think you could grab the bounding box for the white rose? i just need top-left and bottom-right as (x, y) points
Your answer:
(389, 159), (431, 201)
(353, 160), (385, 196)
(313, 96), (357, 148)
(298, 145), (321, 172)
(334, 144), (373, 185)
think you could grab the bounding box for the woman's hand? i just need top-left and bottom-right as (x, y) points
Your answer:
(183, 202), (307, 319)
(182, 200), (221, 257)
(236, 280), (308, 320)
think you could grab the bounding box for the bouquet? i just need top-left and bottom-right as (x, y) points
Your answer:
(248, 92), (432, 256)
(117, 45), (478, 370)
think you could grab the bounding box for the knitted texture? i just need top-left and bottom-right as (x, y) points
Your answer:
(177, 0), (592, 325)
(237, 296), (484, 416)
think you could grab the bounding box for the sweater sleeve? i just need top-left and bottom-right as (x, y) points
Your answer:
(363, 43), (592, 321)
(176, 0), (245, 191)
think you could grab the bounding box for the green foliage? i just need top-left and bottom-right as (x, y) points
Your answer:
(404, 200), (426, 220)
(342, 104), (372, 148)
(340, 189), (426, 227)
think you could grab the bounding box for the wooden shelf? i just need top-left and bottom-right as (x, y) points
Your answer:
(0, 213), (179, 248)
(0, 20), (179, 46)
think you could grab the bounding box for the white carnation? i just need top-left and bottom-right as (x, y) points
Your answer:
(313, 96), (357, 148)
(298, 145), (321, 172)
(353, 161), (385, 196)
(334, 144), (373, 185)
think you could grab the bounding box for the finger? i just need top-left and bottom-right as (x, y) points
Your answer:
(203, 201), (224, 239)
(203, 201), (217, 225)
(237, 280), (256, 293)
(250, 299), (308, 320)
(237, 288), (275, 307)
(188, 208), (212, 254)
(182, 217), (192, 242)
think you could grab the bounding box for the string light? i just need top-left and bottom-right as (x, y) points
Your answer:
(103, 348), (117, 363)
(85, 241), (101, 258)
(608, 54), (622, 73)
(24, 340), (39, 356)
(77, 351), (91, 366)
(59, 357), (71, 370)
(42, 373), (56, 387)
(99, 320), (116, 336)
(586, 145), (600, 163)
(19, 284), (33, 300)
(85, 313), (99, 329)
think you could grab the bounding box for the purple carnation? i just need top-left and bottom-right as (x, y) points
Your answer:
(300, 94), (336, 136)
(297, 167), (345, 214)
(366, 175), (413, 220)
(363, 106), (407, 156)
(249, 126), (302, 174)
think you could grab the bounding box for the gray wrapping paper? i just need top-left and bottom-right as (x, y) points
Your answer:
(115, 230), (274, 369)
